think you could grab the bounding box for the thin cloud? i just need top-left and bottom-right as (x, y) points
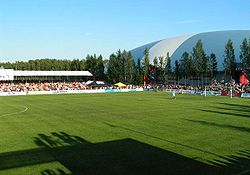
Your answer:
(84, 32), (93, 36)
(177, 20), (199, 24)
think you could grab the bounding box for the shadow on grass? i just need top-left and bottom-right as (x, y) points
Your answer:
(185, 119), (250, 133)
(208, 150), (250, 175)
(200, 102), (250, 118)
(184, 119), (250, 173)
(218, 103), (250, 110)
(201, 109), (250, 118)
(41, 168), (70, 175)
(0, 132), (249, 175)
(104, 122), (221, 157)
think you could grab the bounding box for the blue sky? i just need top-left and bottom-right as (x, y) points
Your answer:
(1, 0), (250, 61)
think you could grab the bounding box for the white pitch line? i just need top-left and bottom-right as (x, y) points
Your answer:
(0, 106), (28, 118)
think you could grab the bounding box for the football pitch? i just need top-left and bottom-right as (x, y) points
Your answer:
(0, 92), (249, 175)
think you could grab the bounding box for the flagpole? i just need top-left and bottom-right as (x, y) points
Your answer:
(205, 86), (207, 97)
(230, 86), (233, 99)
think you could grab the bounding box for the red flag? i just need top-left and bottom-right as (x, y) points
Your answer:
(240, 73), (249, 86)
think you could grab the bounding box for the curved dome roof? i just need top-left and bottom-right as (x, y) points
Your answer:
(130, 30), (250, 70)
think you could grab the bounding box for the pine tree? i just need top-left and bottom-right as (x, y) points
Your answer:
(240, 37), (250, 76)
(125, 51), (134, 83)
(192, 40), (208, 85)
(208, 53), (217, 78)
(223, 39), (236, 79)
(143, 48), (150, 81)
(174, 60), (180, 84)
(165, 57), (172, 74)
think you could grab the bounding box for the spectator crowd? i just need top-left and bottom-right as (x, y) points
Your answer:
(155, 79), (250, 94)
(0, 80), (249, 95)
(0, 82), (93, 92)
(0, 81), (143, 93)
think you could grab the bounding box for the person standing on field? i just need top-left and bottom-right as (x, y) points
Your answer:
(172, 90), (176, 99)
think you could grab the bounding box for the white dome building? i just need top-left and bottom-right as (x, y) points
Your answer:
(130, 30), (250, 70)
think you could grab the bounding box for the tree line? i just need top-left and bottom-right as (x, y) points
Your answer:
(1, 37), (250, 84)
(173, 38), (250, 84)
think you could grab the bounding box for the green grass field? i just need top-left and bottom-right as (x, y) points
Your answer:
(0, 92), (249, 175)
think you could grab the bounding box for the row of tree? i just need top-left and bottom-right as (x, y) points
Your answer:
(240, 38), (250, 76)
(1, 37), (250, 84)
(173, 38), (250, 84)
(173, 40), (218, 84)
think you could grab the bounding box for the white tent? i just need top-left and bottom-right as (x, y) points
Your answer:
(0, 69), (14, 80)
